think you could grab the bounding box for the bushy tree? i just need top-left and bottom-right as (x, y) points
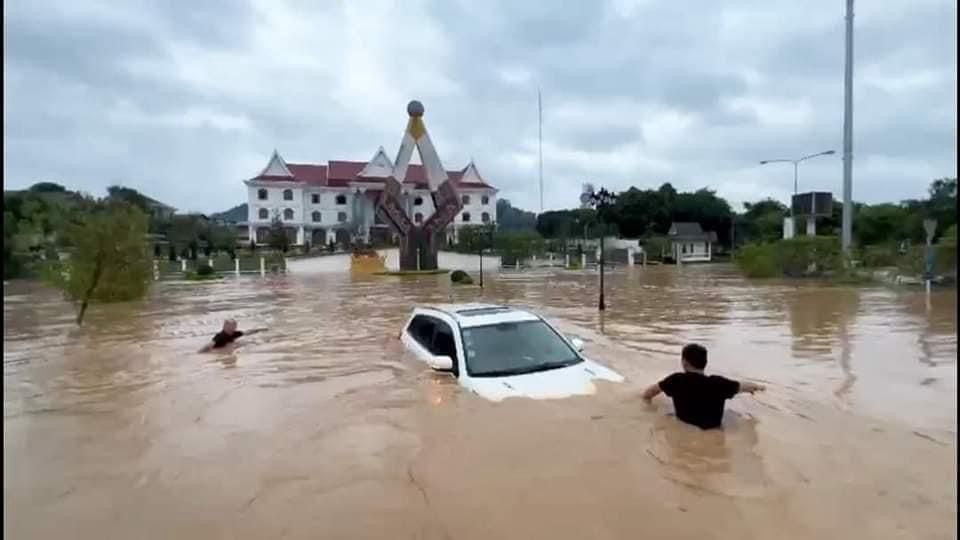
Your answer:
(45, 200), (152, 325)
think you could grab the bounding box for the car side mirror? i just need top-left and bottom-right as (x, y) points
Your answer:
(570, 337), (584, 352)
(428, 355), (454, 371)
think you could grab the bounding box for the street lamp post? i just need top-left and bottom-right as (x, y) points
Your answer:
(588, 188), (617, 311)
(760, 150), (836, 236)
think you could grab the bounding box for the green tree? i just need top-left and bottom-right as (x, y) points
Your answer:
(267, 213), (290, 253)
(853, 204), (910, 246)
(456, 224), (495, 253)
(45, 201), (152, 325)
(495, 199), (537, 231)
(740, 199), (788, 244)
(28, 182), (67, 193)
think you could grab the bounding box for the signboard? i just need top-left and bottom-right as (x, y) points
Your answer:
(791, 192), (833, 217)
(923, 219), (937, 245)
(423, 180), (463, 234)
(376, 177), (414, 235)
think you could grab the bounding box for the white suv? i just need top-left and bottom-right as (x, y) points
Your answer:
(400, 304), (624, 401)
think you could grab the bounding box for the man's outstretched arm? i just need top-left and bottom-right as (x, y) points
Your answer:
(738, 381), (765, 394)
(641, 383), (662, 402)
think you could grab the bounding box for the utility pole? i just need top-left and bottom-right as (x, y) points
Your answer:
(538, 89), (544, 214)
(842, 0), (855, 254)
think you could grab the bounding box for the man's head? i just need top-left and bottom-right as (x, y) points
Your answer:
(681, 343), (708, 372)
(222, 319), (238, 334)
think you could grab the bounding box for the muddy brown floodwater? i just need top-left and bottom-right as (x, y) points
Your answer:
(4, 264), (957, 539)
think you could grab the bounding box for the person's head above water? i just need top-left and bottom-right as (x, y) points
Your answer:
(222, 319), (238, 334)
(681, 343), (708, 372)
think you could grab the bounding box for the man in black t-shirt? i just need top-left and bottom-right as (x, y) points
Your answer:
(200, 319), (264, 352)
(641, 343), (764, 429)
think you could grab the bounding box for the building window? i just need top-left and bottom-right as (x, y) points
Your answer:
(336, 194), (347, 205)
(413, 196), (424, 206)
(283, 189), (293, 201)
(414, 212), (423, 224)
(337, 212), (347, 223)
(258, 208), (269, 220)
(481, 212), (490, 223)
(481, 195), (489, 205)
(311, 193), (320, 204)
(312, 211), (322, 223)
(283, 208), (294, 221)
(461, 195), (471, 205)
(258, 188), (268, 200)
(462, 212), (471, 223)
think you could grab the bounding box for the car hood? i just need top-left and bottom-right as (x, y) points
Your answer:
(463, 359), (624, 402)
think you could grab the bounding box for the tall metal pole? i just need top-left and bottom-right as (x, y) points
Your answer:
(538, 89), (544, 214)
(842, 0), (855, 254)
(793, 161), (799, 197)
(599, 232), (606, 311)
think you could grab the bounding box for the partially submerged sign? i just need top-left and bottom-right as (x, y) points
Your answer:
(923, 219), (938, 245)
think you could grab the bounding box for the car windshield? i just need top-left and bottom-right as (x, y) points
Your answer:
(462, 320), (582, 377)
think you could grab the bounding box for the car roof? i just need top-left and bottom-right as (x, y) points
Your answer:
(417, 303), (541, 328)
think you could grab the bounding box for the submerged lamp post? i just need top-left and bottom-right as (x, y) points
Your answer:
(479, 224), (495, 289)
(584, 186), (616, 311)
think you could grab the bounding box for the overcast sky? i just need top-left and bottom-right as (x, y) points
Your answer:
(4, 0), (956, 213)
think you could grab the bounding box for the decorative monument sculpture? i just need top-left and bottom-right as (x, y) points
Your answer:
(376, 100), (463, 271)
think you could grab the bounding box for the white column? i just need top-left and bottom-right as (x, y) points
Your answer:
(260, 257), (266, 277)
(298, 226), (305, 245)
(806, 217), (816, 236)
(153, 260), (159, 280)
(565, 254), (570, 268)
(707, 241), (712, 261)
(581, 253), (586, 269)
(627, 247), (635, 266)
(181, 259), (187, 272)
(235, 258), (240, 276)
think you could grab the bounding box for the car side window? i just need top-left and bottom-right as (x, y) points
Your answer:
(407, 314), (459, 376)
(431, 320), (459, 376)
(408, 315), (435, 348)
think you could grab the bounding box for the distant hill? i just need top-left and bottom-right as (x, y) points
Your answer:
(212, 203), (247, 223)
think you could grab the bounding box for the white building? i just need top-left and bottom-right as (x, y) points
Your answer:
(667, 222), (717, 263)
(241, 148), (497, 247)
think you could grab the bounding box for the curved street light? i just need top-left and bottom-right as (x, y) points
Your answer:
(759, 150), (837, 202)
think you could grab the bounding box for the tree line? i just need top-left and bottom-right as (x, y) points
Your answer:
(498, 178), (956, 249)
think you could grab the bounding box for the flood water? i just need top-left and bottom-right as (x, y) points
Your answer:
(4, 264), (957, 539)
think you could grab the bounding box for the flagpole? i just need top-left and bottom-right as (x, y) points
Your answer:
(538, 89), (544, 214)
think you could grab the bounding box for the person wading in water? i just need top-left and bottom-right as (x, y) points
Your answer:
(200, 319), (265, 352)
(642, 343), (765, 429)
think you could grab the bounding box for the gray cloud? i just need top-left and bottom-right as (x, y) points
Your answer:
(3, 0), (956, 214)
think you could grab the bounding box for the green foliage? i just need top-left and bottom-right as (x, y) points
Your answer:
(196, 264), (215, 276)
(28, 182), (67, 193)
(454, 224), (495, 253)
(496, 199), (537, 231)
(494, 231), (546, 265)
(44, 200), (152, 324)
(853, 204), (911, 246)
(858, 244), (900, 268)
(267, 214), (291, 253)
(735, 237), (843, 279)
(642, 236), (669, 261)
(536, 208), (597, 239)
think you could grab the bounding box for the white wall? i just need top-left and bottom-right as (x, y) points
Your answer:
(246, 183), (496, 236)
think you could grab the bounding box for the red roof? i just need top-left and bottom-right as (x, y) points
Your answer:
(287, 164), (327, 186)
(253, 160), (493, 189)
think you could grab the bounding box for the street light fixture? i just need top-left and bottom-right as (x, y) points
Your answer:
(585, 187), (616, 311)
(759, 150), (836, 201)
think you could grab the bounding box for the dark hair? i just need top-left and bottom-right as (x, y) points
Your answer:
(682, 343), (708, 370)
